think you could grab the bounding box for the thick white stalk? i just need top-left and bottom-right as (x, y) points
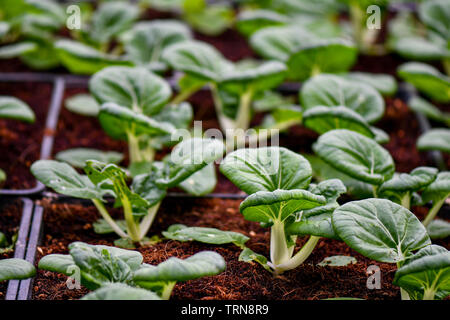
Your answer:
(92, 199), (128, 239)
(274, 236), (320, 274)
(139, 201), (161, 239)
(270, 221), (290, 267)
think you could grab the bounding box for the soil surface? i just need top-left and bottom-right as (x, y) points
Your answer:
(0, 82), (52, 189)
(0, 199), (23, 300)
(31, 197), (449, 300)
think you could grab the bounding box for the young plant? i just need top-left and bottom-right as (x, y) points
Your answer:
(421, 172), (450, 227)
(219, 146), (347, 274)
(39, 241), (225, 300)
(0, 258), (35, 282)
(332, 198), (448, 300)
(250, 25), (357, 80)
(393, 245), (450, 300)
(417, 129), (450, 155)
(0, 96), (35, 185)
(313, 129), (395, 197)
(31, 137), (225, 246)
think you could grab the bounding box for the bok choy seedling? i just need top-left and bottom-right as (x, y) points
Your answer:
(0, 96), (35, 185)
(38, 241), (225, 300)
(31, 137), (225, 247)
(219, 147), (347, 274)
(0, 258), (35, 282)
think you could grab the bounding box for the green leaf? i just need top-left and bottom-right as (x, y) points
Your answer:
(378, 167), (438, 202)
(287, 39), (357, 80)
(313, 129), (395, 185)
(64, 93), (100, 117)
(0, 258), (36, 281)
(301, 74), (385, 124)
(408, 96), (450, 125)
(332, 199), (431, 263)
(133, 251), (225, 285)
(250, 25), (316, 61)
(344, 72), (397, 96)
(398, 62), (450, 103)
(394, 245), (450, 300)
(131, 163), (167, 207)
(93, 219), (127, 235)
(220, 147), (312, 194)
(183, 3), (233, 36)
(178, 163), (216, 196)
(303, 106), (374, 138)
(417, 129), (450, 153)
(156, 138), (225, 188)
(89, 1), (139, 45)
(419, 0), (450, 42)
(38, 254), (76, 275)
(427, 220), (450, 240)
(162, 40), (233, 82)
(90, 66), (172, 115)
(162, 224), (249, 248)
(371, 127), (390, 144)
(238, 247), (271, 271)
(317, 255), (357, 267)
(220, 61), (287, 94)
(236, 9), (289, 37)
(55, 40), (131, 75)
(240, 189), (326, 224)
(421, 171), (450, 205)
(20, 41), (59, 70)
(55, 148), (123, 169)
(124, 20), (191, 68)
(0, 96), (35, 123)
(393, 37), (448, 61)
(98, 103), (175, 140)
(82, 283), (161, 300)
(0, 42), (37, 58)
(31, 160), (102, 199)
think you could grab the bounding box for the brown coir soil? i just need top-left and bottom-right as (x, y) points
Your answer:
(0, 82), (52, 189)
(31, 198), (449, 300)
(0, 199), (23, 299)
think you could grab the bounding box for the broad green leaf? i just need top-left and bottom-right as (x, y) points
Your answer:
(124, 20), (191, 68)
(303, 106), (374, 138)
(427, 220), (450, 240)
(152, 102), (193, 147)
(419, 0), (450, 42)
(235, 10), (289, 37)
(20, 42), (59, 70)
(301, 74), (385, 124)
(398, 62), (450, 103)
(371, 127), (390, 144)
(240, 189), (326, 223)
(0, 258), (36, 281)
(0, 96), (35, 123)
(220, 61), (287, 94)
(409, 96), (450, 126)
(183, 1), (233, 36)
(90, 66), (171, 115)
(417, 129), (450, 153)
(332, 199), (431, 263)
(178, 163), (216, 196)
(220, 147), (312, 194)
(156, 138), (225, 188)
(38, 254), (76, 275)
(253, 90), (295, 112)
(98, 103), (175, 140)
(89, 1), (139, 45)
(82, 283), (161, 300)
(394, 245), (450, 300)
(0, 42), (37, 58)
(421, 171), (450, 205)
(287, 39), (357, 80)
(393, 37), (448, 61)
(238, 247), (271, 271)
(64, 93), (100, 117)
(133, 251), (225, 285)
(317, 255), (357, 267)
(344, 72), (398, 96)
(313, 129), (395, 185)
(162, 224), (249, 248)
(250, 25), (316, 61)
(31, 160), (102, 199)
(378, 167), (438, 203)
(55, 148), (123, 169)
(162, 40), (233, 82)
(55, 40), (131, 75)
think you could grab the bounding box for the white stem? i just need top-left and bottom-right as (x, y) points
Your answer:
(139, 202), (161, 239)
(270, 221), (290, 267)
(92, 199), (128, 239)
(275, 236), (320, 274)
(422, 198), (445, 227)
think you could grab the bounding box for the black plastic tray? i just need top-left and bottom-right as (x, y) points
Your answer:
(3, 198), (34, 300)
(0, 75), (65, 196)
